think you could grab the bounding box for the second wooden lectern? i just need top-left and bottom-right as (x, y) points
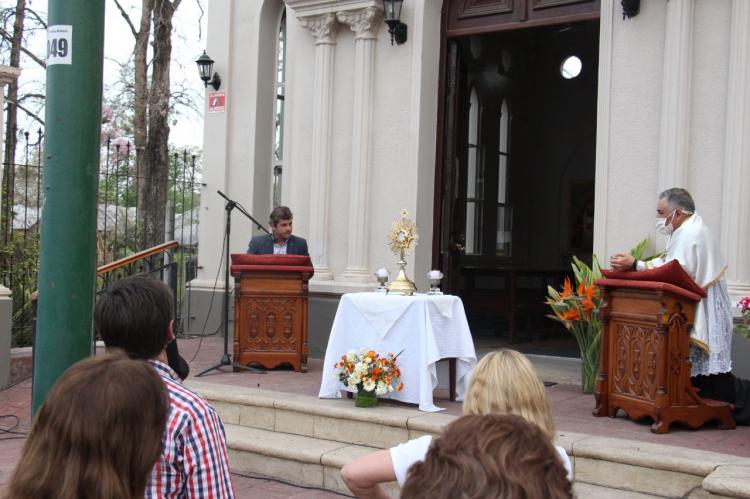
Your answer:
(230, 254), (314, 372)
(593, 261), (735, 433)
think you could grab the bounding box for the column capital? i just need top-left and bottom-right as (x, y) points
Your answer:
(337, 7), (383, 40)
(298, 12), (339, 45)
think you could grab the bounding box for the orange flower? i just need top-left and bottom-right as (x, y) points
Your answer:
(582, 298), (596, 312)
(561, 277), (573, 299)
(583, 283), (598, 301)
(577, 280), (586, 297)
(561, 309), (581, 321)
(367, 350), (377, 358)
(396, 383), (404, 392)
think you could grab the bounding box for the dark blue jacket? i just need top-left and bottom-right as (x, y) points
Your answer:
(247, 233), (309, 256)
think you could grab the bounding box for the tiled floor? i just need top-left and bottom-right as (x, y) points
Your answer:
(1, 334), (748, 498)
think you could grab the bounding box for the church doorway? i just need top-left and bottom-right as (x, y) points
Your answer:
(433, 1), (600, 357)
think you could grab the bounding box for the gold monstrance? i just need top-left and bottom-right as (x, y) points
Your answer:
(387, 209), (419, 295)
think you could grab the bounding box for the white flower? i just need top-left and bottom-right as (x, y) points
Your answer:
(375, 382), (388, 396)
(363, 379), (376, 392)
(348, 374), (361, 386)
(346, 351), (358, 362)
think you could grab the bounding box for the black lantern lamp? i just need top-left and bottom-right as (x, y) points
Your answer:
(196, 50), (221, 90)
(621, 0), (640, 19)
(382, 0), (407, 45)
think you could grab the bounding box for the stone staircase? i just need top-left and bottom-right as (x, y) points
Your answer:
(187, 380), (750, 499)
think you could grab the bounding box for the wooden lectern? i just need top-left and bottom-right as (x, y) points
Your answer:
(593, 261), (735, 433)
(230, 254), (314, 372)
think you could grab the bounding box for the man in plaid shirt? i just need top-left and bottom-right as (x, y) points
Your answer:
(95, 274), (235, 498)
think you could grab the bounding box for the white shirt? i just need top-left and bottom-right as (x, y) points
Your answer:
(389, 434), (573, 486)
(273, 240), (288, 254)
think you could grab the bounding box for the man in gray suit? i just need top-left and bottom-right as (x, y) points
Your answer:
(247, 205), (309, 256)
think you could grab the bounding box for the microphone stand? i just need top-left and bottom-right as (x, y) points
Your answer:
(197, 190), (269, 377)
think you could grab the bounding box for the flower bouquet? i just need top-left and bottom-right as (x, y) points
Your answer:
(546, 256), (604, 394)
(737, 297), (750, 339)
(334, 349), (404, 408)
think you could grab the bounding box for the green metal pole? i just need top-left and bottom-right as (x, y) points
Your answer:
(32, 0), (105, 414)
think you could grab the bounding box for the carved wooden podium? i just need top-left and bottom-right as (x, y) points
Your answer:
(230, 254), (314, 372)
(593, 261), (735, 433)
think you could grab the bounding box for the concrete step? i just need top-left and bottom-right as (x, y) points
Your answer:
(188, 380), (750, 499)
(225, 423), (399, 497)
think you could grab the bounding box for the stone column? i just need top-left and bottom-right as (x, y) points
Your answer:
(657, 0), (694, 191)
(720, 0), (750, 302)
(299, 13), (337, 281)
(337, 7), (382, 283)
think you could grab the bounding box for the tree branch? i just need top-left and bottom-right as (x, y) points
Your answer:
(113, 0), (138, 38)
(15, 102), (44, 126)
(23, 7), (46, 29)
(16, 93), (45, 103)
(0, 27), (45, 68)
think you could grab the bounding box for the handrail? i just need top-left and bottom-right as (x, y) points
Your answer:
(96, 240), (179, 275)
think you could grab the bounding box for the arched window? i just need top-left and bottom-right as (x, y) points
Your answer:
(272, 10), (286, 207)
(465, 87), (483, 255)
(496, 99), (511, 256)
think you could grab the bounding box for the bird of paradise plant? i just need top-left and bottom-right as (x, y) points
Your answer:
(546, 255), (604, 394)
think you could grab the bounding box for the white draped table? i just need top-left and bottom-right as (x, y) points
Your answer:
(318, 293), (477, 412)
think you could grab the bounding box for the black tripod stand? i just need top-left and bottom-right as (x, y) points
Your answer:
(197, 190), (268, 377)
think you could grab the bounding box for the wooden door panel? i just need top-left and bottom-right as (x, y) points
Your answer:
(457, 0), (515, 19)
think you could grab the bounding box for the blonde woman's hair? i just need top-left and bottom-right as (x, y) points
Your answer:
(462, 349), (556, 439)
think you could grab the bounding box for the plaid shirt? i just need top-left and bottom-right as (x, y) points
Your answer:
(147, 361), (234, 498)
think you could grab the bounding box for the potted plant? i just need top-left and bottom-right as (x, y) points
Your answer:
(546, 256), (603, 394)
(334, 349), (403, 407)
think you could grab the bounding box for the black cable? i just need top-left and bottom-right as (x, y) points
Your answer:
(0, 373), (32, 392)
(229, 471), (353, 497)
(0, 415), (28, 437)
(187, 229), (227, 365)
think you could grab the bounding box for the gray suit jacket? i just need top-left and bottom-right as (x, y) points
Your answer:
(247, 233), (309, 256)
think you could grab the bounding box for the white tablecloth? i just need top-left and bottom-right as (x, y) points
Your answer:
(318, 293), (477, 412)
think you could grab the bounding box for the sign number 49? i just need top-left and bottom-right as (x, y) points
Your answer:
(47, 38), (68, 59)
(47, 25), (72, 66)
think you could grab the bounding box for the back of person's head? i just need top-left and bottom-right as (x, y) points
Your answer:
(94, 274), (173, 360)
(400, 414), (573, 499)
(462, 349), (555, 439)
(5, 352), (169, 499)
(659, 187), (695, 213)
(269, 205), (293, 226)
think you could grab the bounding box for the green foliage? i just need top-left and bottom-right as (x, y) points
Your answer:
(0, 233), (40, 347)
(546, 255), (604, 393)
(629, 236), (665, 262)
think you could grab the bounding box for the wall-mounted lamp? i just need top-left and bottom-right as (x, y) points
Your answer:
(621, 0), (640, 19)
(382, 0), (407, 45)
(196, 50), (221, 90)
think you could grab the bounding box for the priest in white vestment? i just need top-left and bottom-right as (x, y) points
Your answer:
(610, 188), (749, 425)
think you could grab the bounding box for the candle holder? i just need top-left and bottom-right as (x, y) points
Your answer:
(427, 270), (444, 295)
(374, 268), (389, 293)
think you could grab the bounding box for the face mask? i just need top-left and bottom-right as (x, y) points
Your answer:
(655, 209), (677, 235)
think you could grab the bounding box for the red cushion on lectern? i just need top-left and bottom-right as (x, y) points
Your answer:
(600, 260), (705, 298)
(594, 278), (704, 302)
(231, 254), (311, 267)
(230, 254), (314, 275)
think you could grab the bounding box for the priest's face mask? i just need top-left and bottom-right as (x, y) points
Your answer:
(655, 198), (689, 235)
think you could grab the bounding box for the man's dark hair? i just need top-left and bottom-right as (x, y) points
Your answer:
(269, 206), (293, 226)
(401, 414), (572, 499)
(94, 274), (173, 360)
(659, 188), (695, 213)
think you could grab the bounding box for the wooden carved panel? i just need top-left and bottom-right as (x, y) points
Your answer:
(458, 0), (514, 19)
(242, 297), (299, 352)
(530, 0), (594, 10)
(613, 323), (659, 401)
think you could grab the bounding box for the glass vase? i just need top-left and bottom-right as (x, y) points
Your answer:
(355, 387), (378, 408)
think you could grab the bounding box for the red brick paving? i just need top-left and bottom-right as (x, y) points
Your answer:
(1, 335), (748, 498)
